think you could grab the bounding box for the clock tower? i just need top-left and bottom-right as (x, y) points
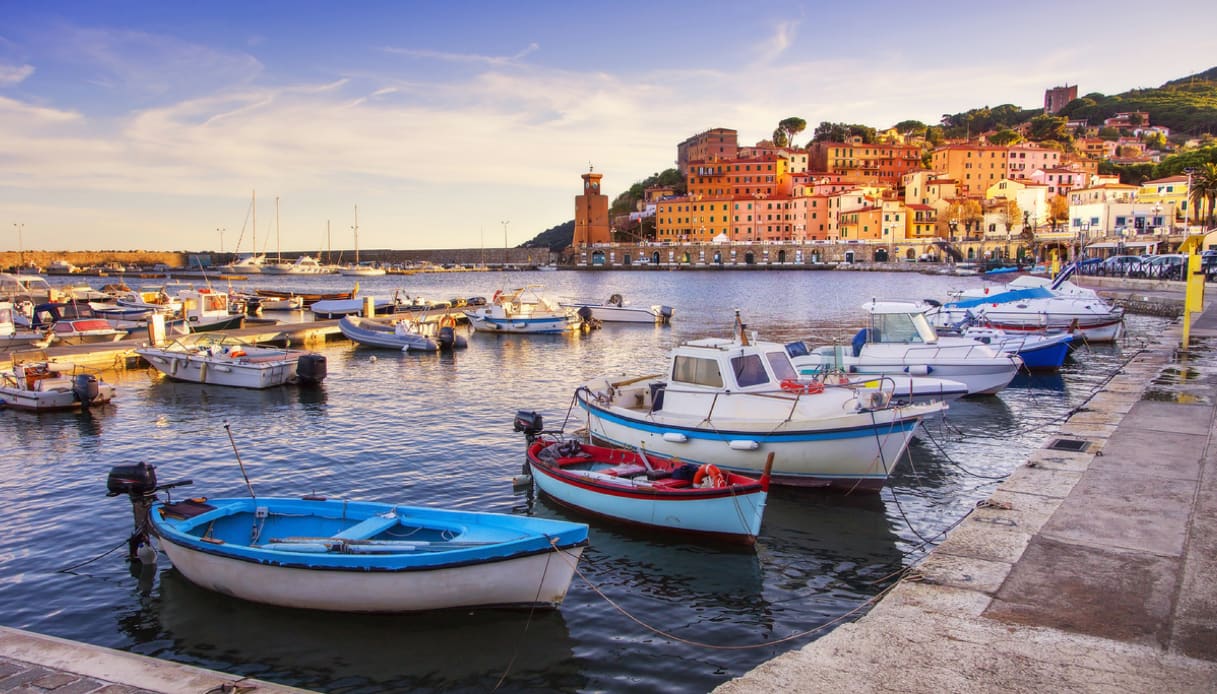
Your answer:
(573, 167), (610, 247)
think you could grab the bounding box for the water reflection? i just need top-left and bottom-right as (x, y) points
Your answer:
(138, 570), (580, 693)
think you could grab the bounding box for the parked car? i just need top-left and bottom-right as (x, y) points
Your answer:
(1098, 255), (1144, 276)
(1137, 254), (1187, 280)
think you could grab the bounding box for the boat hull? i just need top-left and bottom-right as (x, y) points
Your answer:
(526, 440), (765, 543)
(136, 338), (322, 389)
(151, 497), (587, 612)
(560, 303), (673, 324)
(466, 311), (579, 334)
(575, 389), (934, 491)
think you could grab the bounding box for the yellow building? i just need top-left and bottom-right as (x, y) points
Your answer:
(1137, 175), (1193, 222)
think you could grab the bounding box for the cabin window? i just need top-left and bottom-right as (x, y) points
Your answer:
(672, 356), (724, 388)
(765, 352), (798, 381)
(871, 311), (936, 343)
(731, 354), (769, 387)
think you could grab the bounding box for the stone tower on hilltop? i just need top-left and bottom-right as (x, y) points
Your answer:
(573, 168), (610, 247)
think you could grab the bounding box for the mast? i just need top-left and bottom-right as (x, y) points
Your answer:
(251, 190), (256, 259)
(275, 196), (281, 263)
(353, 204), (359, 265)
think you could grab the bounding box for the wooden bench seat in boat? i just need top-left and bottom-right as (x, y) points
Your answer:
(330, 513), (400, 540)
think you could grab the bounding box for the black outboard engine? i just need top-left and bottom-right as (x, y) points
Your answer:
(658, 305), (674, 325)
(576, 306), (594, 323)
(608, 294), (624, 307)
(73, 374), (100, 406)
(295, 353), (328, 385)
(513, 410), (544, 443)
(107, 462), (192, 563)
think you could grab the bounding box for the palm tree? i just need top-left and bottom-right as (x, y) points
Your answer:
(1190, 163), (1217, 229)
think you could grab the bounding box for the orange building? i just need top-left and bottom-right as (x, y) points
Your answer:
(930, 144), (1010, 195)
(676, 128), (738, 174)
(573, 169), (610, 247)
(807, 138), (922, 188)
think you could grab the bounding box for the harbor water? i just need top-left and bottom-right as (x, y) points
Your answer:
(0, 269), (1171, 692)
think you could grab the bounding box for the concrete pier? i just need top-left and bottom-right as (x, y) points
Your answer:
(0, 627), (313, 693)
(716, 308), (1217, 691)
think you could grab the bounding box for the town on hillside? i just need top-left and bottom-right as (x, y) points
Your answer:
(570, 81), (1217, 270)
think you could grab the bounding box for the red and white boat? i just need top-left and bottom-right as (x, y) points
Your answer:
(518, 417), (770, 544)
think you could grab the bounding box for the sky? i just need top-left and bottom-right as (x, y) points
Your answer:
(2, 1), (1215, 253)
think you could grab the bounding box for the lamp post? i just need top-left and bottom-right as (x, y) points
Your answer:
(1184, 167), (1194, 233)
(13, 223), (23, 267)
(217, 227), (225, 255)
(500, 220), (509, 268)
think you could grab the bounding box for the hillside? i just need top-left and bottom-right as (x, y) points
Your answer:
(522, 68), (1217, 248)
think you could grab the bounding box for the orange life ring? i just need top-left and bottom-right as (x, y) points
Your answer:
(199, 288), (212, 294)
(229, 349), (246, 358)
(780, 379), (824, 394)
(492, 290), (502, 302)
(693, 464), (726, 488)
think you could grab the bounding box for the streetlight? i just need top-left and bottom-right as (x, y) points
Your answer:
(1183, 167), (1194, 233)
(500, 220), (509, 268)
(13, 223), (23, 267)
(217, 227), (225, 254)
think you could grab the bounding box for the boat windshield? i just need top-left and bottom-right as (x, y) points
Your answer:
(871, 311), (938, 344)
(731, 354), (770, 387)
(765, 350), (799, 381)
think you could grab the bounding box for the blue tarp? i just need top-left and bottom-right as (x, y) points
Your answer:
(945, 286), (1056, 309)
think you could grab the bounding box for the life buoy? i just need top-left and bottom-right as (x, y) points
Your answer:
(693, 464), (726, 488)
(199, 288), (212, 294)
(229, 349), (246, 358)
(492, 290), (502, 302)
(780, 379), (824, 394)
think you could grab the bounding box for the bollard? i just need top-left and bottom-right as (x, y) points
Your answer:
(363, 295), (375, 317)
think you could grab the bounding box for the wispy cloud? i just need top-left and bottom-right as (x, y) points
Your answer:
(0, 64), (34, 87)
(381, 42), (540, 67)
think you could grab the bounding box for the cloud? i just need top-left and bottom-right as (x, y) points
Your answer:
(381, 42), (540, 67)
(753, 21), (797, 65)
(0, 63), (34, 87)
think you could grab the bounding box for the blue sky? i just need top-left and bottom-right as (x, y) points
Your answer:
(2, 1), (1214, 252)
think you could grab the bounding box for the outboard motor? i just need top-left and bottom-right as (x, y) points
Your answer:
(513, 410), (544, 443)
(295, 353), (328, 385)
(576, 306), (594, 323)
(438, 324), (468, 350)
(608, 294), (624, 307)
(107, 462), (193, 563)
(73, 373), (100, 406)
(657, 305), (674, 325)
(245, 297), (263, 316)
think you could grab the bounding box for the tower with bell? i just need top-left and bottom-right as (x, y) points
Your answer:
(573, 165), (610, 247)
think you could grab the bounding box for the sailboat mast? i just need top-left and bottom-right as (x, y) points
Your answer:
(353, 204), (359, 265)
(275, 196), (281, 263)
(252, 190), (256, 258)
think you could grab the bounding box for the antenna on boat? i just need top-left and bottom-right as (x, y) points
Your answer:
(223, 421), (257, 499)
(734, 309), (749, 346)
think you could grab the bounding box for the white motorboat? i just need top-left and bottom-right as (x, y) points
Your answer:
(261, 255), (331, 275)
(0, 301), (50, 350)
(218, 254), (266, 274)
(560, 294), (674, 324)
(136, 333), (327, 389)
(566, 315), (947, 491)
(465, 286), (583, 334)
(928, 286), (1124, 343)
(338, 314), (466, 351)
(0, 360), (116, 411)
(177, 288), (245, 332)
(791, 300), (1023, 396)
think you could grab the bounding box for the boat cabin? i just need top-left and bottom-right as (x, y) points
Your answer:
(856, 300), (940, 353)
(669, 337), (801, 391)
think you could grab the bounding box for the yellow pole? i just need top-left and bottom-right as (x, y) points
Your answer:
(1050, 248), (1060, 278)
(1181, 236), (1206, 349)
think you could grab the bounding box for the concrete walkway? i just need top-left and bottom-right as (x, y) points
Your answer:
(717, 310), (1217, 692)
(0, 627), (313, 693)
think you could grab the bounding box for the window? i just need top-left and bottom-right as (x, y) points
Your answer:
(672, 356), (723, 387)
(730, 354), (770, 387)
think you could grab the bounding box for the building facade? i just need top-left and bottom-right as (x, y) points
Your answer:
(573, 170), (611, 247)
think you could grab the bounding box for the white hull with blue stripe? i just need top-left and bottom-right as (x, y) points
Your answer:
(465, 286), (581, 334)
(568, 322), (946, 491)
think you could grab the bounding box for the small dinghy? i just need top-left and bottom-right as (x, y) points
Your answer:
(0, 360), (116, 411)
(516, 412), (770, 544)
(108, 462), (589, 613)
